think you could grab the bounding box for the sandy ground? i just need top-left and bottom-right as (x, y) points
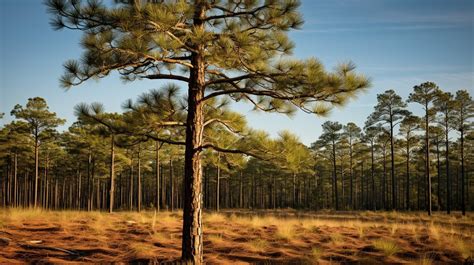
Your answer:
(0, 209), (472, 264)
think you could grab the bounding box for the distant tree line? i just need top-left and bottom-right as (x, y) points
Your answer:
(1, 84), (472, 215)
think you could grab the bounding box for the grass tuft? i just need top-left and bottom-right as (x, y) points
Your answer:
(129, 242), (155, 258)
(205, 212), (227, 223)
(247, 239), (268, 253)
(311, 247), (322, 260)
(276, 225), (295, 241)
(373, 239), (400, 257)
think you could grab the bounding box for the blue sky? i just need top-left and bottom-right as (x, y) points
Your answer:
(1, 0), (473, 145)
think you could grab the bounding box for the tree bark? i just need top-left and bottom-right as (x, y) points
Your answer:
(109, 134), (115, 213)
(216, 152), (220, 212)
(406, 133), (410, 210)
(460, 128), (465, 215)
(445, 121), (451, 214)
(332, 140), (339, 210)
(349, 141), (353, 209)
(14, 153), (18, 207)
(371, 142), (376, 210)
(34, 133), (39, 208)
(425, 103), (432, 215)
(155, 141), (160, 211)
(137, 144), (142, 212)
(181, 8), (205, 259)
(436, 139), (441, 210)
(390, 119), (396, 210)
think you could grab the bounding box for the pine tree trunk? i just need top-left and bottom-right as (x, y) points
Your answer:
(406, 134), (410, 210)
(34, 134), (39, 208)
(170, 156), (174, 211)
(109, 134), (115, 213)
(349, 143), (353, 209)
(390, 121), (396, 210)
(370, 142), (375, 210)
(14, 153), (18, 207)
(425, 105), (432, 215)
(87, 151), (92, 211)
(138, 144), (142, 212)
(216, 152), (220, 212)
(436, 139), (441, 209)
(181, 38), (205, 264)
(382, 145), (387, 209)
(129, 158), (134, 211)
(332, 140), (339, 210)
(460, 128), (465, 215)
(239, 171), (243, 208)
(156, 141), (160, 211)
(445, 123), (451, 214)
(293, 172), (297, 208)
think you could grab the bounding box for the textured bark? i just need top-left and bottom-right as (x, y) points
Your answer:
(108, 134), (115, 213)
(405, 139), (410, 210)
(181, 4), (205, 261)
(332, 139), (339, 210)
(436, 139), (441, 209)
(34, 134), (39, 208)
(425, 103), (432, 215)
(370, 143), (376, 210)
(349, 143), (353, 209)
(445, 124), (450, 214)
(155, 141), (160, 211)
(390, 119), (396, 210)
(216, 152), (220, 212)
(460, 129), (465, 215)
(137, 144), (142, 212)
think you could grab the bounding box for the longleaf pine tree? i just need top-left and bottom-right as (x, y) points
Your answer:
(408, 82), (439, 216)
(366, 90), (410, 210)
(10, 97), (65, 208)
(46, 1), (369, 262)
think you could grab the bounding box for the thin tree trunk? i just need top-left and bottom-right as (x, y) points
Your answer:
(332, 140), (339, 210)
(406, 135), (410, 210)
(14, 153), (18, 207)
(216, 152), (220, 212)
(239, 171), (243, 208)
(129, 156), (134, 211)
(170, 156), (174, 211)
(293, 172), (297, 208)
(390, 120), (396, 210)
(460, 128), (465, 215)
(445, 124), (451, 214)
(349, 143), (353, 209)
(137, 144), (142, 212)
(156, 141), (160, 211)
(425, 104), (432, 215)
(436, 139), (441, 210)
(109, 134), (115, 213)
(87, 151), (92, 211)
(34, 134), (39, 208)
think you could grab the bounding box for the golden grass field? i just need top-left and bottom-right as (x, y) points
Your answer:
(0, 209), (472, 264)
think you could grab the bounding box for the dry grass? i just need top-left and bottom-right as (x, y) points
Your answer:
(310, 247), (322, 260)
(373, 239), (400, 257)
(0, 209), (472, 264)
(453, 238), (474, 259)
(205, 212), (227, 223)
(246, 239), (268, 253)
(275, 224), (295, 241)
(128, 242), (156, 258)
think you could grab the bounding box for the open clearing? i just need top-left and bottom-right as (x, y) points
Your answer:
(0, 209), (472, 264)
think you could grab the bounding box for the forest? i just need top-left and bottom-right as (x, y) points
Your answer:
(0, 0), (473, 264)
(1, 86), (473, 214)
